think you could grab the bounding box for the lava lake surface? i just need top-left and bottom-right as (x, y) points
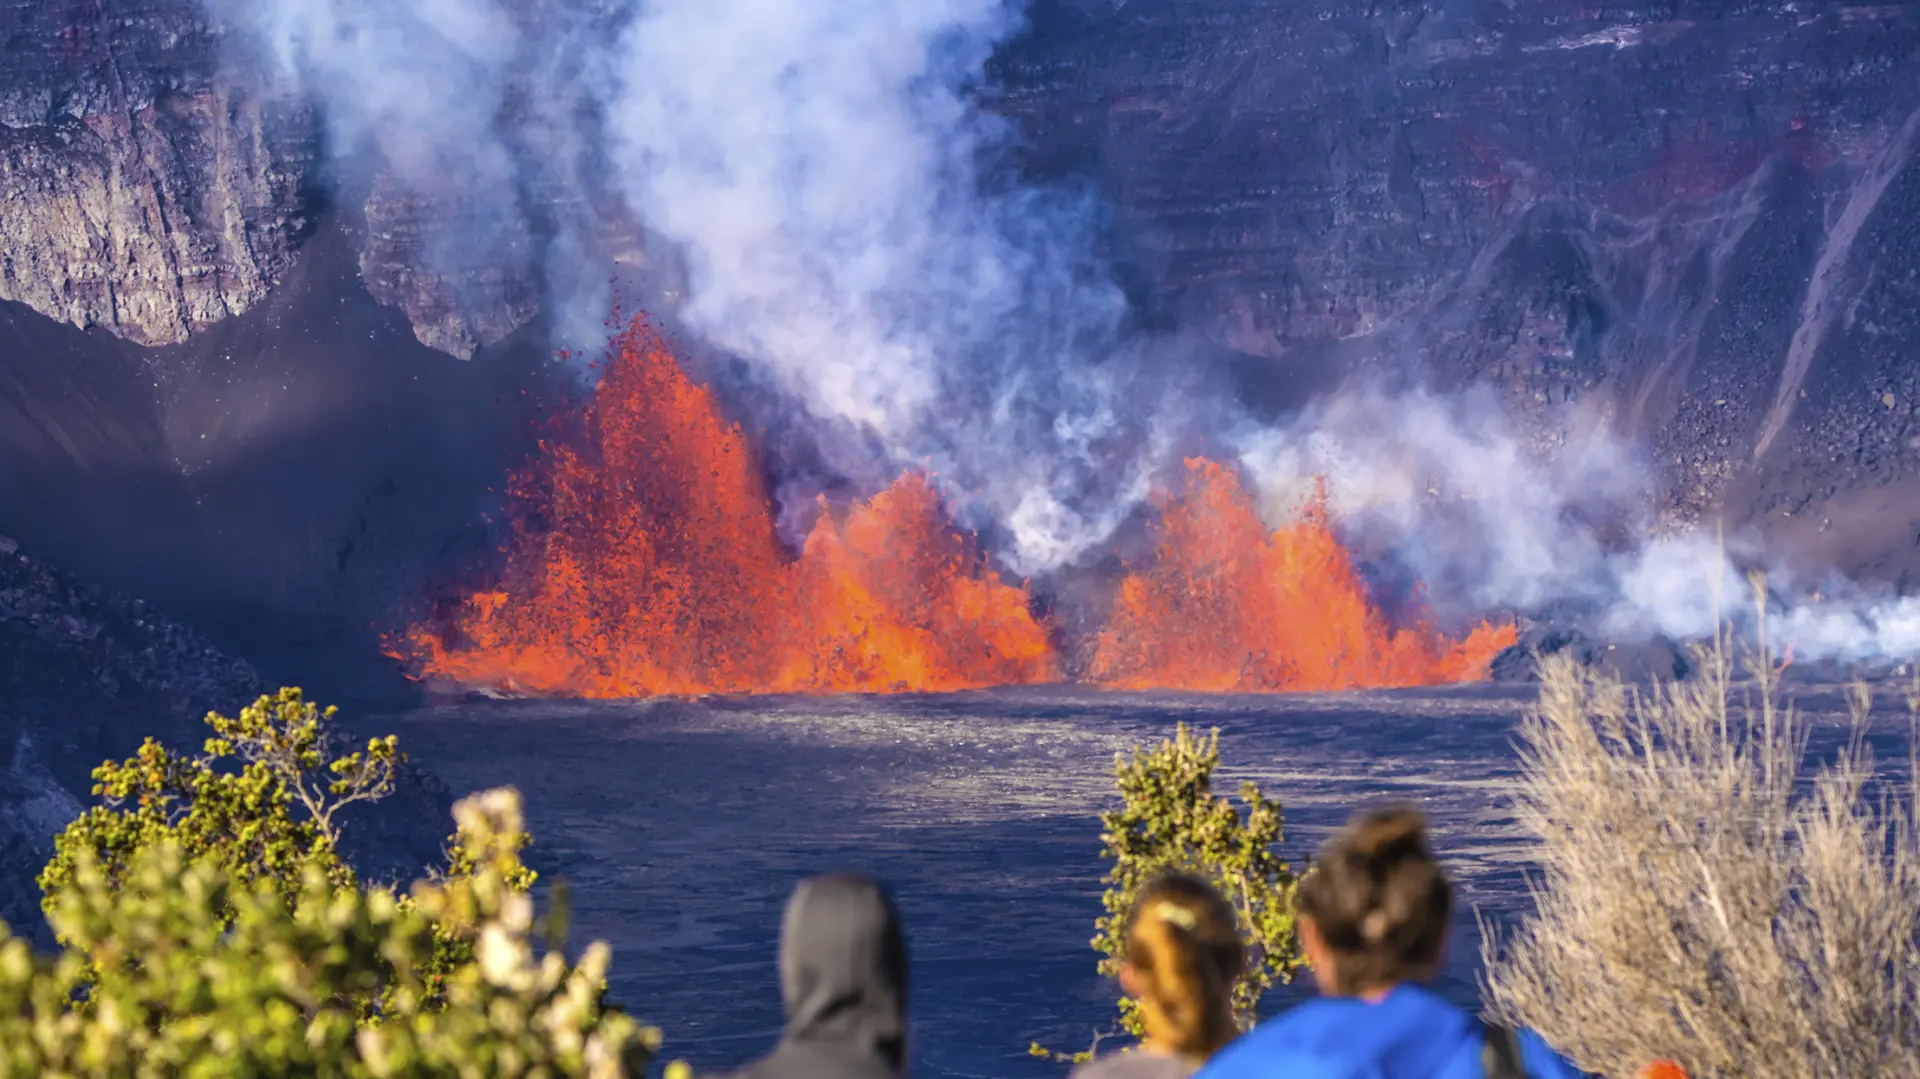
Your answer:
(374, 682), (1909, 1079)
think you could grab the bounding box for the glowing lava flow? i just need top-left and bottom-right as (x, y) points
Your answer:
(786, 475), (1060, 692)
(395, 318), (1056, 697)
(1088, 459), (1517, 692)
(398, 318), (1513, 699)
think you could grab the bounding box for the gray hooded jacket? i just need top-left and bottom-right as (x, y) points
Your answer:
(732, 873), (909, 1079)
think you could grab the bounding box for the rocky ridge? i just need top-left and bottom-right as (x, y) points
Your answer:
(0, 531), (450, 941)
(0, 0), (318, 347)
(0, 527), (257, 938)
(0, 0), (576, 358)
(6, 1), (1920, 630)
(992, 2), (1920, 576)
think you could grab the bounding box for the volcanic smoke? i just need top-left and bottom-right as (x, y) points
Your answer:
(396, 319), (1513, 697)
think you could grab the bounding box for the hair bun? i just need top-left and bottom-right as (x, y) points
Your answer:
(1298, 804), (1452, 993)
(1346, 806), (1429, 862)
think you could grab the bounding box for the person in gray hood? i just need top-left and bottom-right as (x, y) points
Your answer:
(730, 873), (909, 1079)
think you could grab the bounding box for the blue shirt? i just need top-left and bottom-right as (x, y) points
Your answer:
(1195, 984), (1585, 1079)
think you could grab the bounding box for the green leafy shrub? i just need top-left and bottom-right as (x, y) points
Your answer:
(39, 688), (402, 913)
(1038, 723), (1303, 1058)
(0, 786), (656, 1077)
(37, 688), (535, 1010)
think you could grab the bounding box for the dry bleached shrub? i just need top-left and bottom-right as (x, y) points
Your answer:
(1482, 597), (1920, 1078)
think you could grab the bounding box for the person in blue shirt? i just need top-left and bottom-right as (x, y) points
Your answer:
(1196, 806), (1586, 1079)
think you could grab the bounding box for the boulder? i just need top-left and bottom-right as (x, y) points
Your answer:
(1490, 625), (1693, 685)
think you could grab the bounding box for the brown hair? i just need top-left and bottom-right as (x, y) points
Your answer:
(1297, 805), (1452, 995)
(1124, 872), (1245, 1058)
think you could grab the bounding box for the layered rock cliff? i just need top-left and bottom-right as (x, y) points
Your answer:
(992, 2), (1920, 577)
(7, 0), (1920, 598)
(0, 0), (316, 346)
(0, 0), (561, 358)
(0, 210), (561, 706)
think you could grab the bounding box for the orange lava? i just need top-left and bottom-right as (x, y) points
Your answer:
(400, 317), (1514, 700)
(396, 318), (1056, 697)
(786, 474), (1060, 692)
(1088, 459), (1516, 692)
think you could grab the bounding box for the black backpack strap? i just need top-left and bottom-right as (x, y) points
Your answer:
(1479, 1019), (1526, 1079)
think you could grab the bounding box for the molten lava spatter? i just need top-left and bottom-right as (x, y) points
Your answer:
(786, 474), (1057, 692)
(396, 318), (1055, 697)
(1089, 459), (1516, 692)
(401, 319), (1511, 699)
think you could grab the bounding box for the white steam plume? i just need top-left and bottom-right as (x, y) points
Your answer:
(605, 0), (1169, 572)
(204, 0), (1920, 668)
(1607, 534), (1920, 664)
(1234, 386), (1642, 616)
(1233, 388), (1920, 667)
(210, 0), (520, 244)
(205, 0), (1178, 570)
(233, 0), (519, 183)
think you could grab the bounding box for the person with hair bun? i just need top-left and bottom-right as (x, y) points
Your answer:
(1195, 806), (1585, 1079)
(1070, 872), (1246, 1079)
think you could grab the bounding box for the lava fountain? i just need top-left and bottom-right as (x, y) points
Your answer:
(395, 317), (1056, 696)
(397, 317), (1514, 698)
(1088, 459), (1517, 692)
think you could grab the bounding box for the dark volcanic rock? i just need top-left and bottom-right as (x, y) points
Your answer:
(1489, 624), (1694, 685)
(0, 536), (452, 940)
(0, 0), (319, 346)
(0, 534), (257, 940)
(0, 537), (258, 721)
(0, 214), (562, 706)
(992, 2), (1920, 579)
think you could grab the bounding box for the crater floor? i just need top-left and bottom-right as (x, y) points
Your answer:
(375, 683), (1908, 1079)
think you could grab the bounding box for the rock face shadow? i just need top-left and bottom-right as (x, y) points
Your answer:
(0, 220), (570, 708)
